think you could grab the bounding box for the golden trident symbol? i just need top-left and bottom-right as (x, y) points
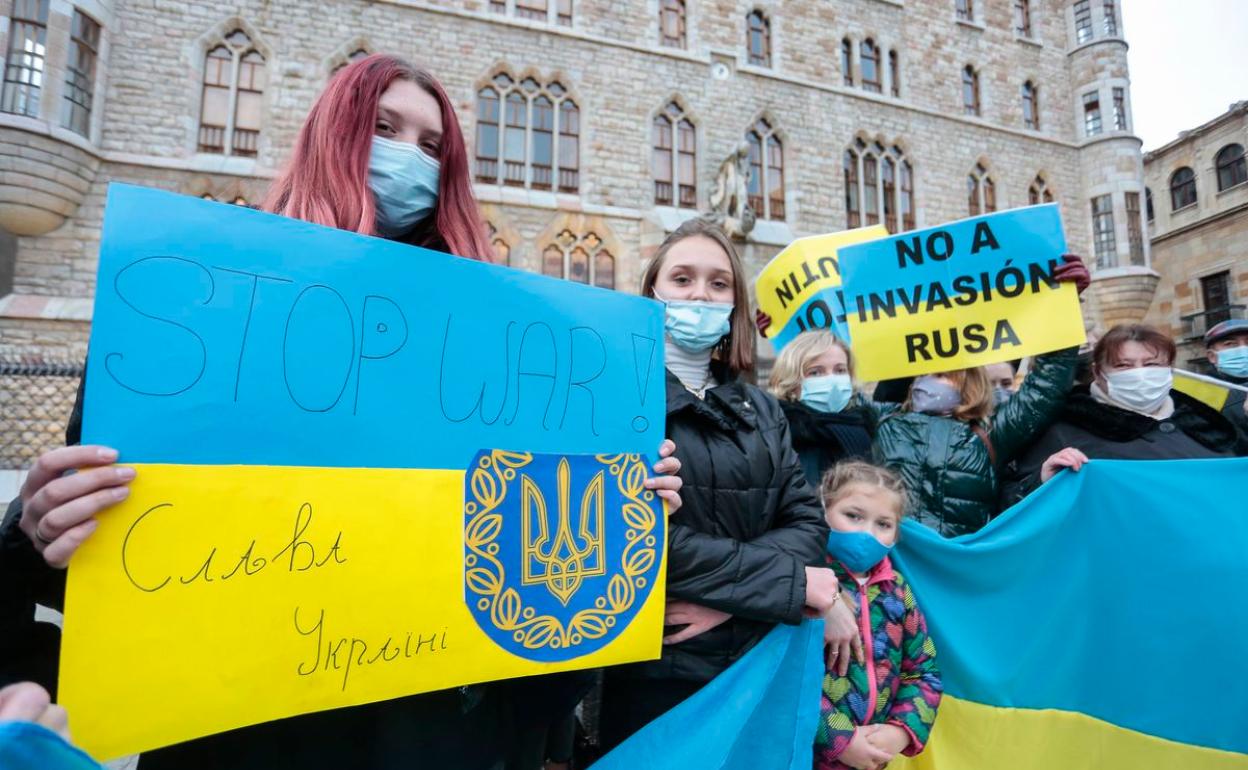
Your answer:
(521, 459), (606, 606)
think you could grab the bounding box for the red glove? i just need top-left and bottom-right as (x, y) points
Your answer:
(755, 309), (772, 336)
(1053, 253), (1091, 295)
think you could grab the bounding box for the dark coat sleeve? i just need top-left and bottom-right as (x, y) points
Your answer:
(997, 421), (1073, 509)
(0, 375), (82, 691)
(666, 395), (829, 626)
(989, 346), (1077, 463)
(665, 524), (809, 624)
(746, 403), (828, 567)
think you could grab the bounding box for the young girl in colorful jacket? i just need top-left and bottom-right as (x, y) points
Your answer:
(814, 462), (942, 770)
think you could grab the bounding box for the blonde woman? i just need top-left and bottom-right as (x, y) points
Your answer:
(768, 330), (873, 486)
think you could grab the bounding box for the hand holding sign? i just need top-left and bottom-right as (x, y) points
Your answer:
(836, 205), (1086, 381)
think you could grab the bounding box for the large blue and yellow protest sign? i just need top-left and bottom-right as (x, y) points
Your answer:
(892, 458), (1248, 770)
(59, 185), (669, 760)
(838, 205), (1085, 381)
(754, 226), (888, 351)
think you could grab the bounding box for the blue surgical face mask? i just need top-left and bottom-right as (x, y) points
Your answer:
(1216, 346), (1248, 379)
(910, 375), (961, 416)
(800, 374), (854, 413)
(654, 292), (733, 353)
(368, 136), (439, 238)
(826, 529), (893, 574)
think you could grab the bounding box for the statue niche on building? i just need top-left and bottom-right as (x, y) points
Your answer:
(707, 142), (756, 239)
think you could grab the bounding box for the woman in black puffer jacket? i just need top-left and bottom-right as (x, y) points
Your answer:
(598, 219), (856, 752)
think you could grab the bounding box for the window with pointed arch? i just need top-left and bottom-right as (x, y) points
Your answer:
(1028, 174), (1053, 205)
(197, 28), (267, 157)
(486, 222), (512, 266)
(962, 65), (980, 116)
(860, 39), (881, 93)
(1216, 144), (1247, 192)
(746, 10), (770, 67)
(660, 0), (686, 48)
(844, 139), (914, 232)
(542, 229), (614, 288)
(968, 163), (996, 215)
(1022, 80), (1040, 130)
(652, 101), (697, 208)
(331, 48), (370, 76)
(888, 50), (900, 97)
(475, 72), (579, 193)
(746, 118), (784, 220)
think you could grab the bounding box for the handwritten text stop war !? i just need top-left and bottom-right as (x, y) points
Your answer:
(101, 256), (659, 437)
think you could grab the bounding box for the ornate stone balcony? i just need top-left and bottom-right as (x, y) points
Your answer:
(0, 118), (100, 236)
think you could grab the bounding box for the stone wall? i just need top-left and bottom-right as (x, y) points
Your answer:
(1143, 102), (1248, 369)
(0, 0), (1151, 467)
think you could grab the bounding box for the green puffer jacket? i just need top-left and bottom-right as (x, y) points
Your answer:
(866, 347), (1077, 537)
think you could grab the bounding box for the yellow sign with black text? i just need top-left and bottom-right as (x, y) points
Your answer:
(836, 206), (1086, 381)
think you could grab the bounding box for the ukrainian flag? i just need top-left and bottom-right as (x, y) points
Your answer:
(892, 458), (1248, 769)
(591, 460), (1248, 770)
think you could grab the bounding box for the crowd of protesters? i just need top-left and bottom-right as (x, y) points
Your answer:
(0, 53), (1245, 770)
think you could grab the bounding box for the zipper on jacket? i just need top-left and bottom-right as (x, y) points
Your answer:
(855, 577), (878, 723)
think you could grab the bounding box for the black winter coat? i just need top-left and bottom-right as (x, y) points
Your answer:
(1000, 385), (1241, 507)
(625, 368), (828, 684)
(777, 399), (874, 488)
(867, 347), (1077, 537)
(1213, 371), (1248, 454)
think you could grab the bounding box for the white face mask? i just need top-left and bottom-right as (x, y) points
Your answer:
(1104, 366), (1173, 413)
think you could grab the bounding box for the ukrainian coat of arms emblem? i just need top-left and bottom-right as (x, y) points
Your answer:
(463, 450), (665, 661)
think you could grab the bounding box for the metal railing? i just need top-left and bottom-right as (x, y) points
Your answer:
(1179, 304), (1246, 342)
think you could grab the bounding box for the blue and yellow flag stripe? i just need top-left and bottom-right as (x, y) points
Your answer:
(892, 458), (1248, 766)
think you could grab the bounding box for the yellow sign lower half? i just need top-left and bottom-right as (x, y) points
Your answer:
(845, 283), (1085, 382)
(59, 463), (666, 760)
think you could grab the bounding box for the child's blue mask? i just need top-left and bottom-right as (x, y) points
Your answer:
(826, 529), (892, 573)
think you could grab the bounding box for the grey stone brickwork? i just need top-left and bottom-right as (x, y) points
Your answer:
(1142, 101), (1248, 370)
(0, 0), (1152, 468)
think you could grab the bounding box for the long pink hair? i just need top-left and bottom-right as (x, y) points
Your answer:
(263, 54), (493, 260)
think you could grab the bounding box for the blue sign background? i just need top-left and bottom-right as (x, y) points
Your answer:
(84, 185), (667, 469)
(836, 204), (1067, 315)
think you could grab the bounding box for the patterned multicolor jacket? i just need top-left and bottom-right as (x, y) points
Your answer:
(813, 556), (942, 770)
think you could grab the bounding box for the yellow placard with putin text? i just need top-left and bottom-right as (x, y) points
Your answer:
(754, 225), (889, 350)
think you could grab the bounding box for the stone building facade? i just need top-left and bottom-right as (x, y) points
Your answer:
(0, 0), (1151, 476)
(1142, 101), (1248, 371)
